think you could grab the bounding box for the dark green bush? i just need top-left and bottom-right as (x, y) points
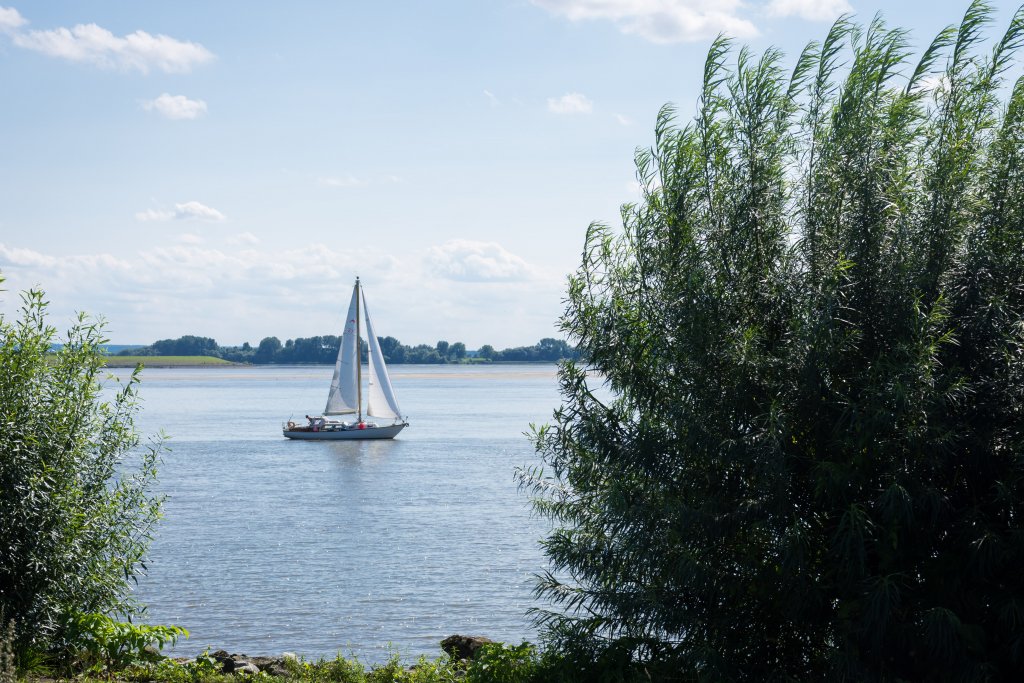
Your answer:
(524, 2), (1024, 680)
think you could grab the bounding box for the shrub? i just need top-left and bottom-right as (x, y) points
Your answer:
(0, 285), (165, 661)
(524, 2), (1024, 679)
(464, 642), (540, 683)
(68, 613), (186, 674)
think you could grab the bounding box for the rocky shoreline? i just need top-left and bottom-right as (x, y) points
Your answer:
(181, 635), (495, 677)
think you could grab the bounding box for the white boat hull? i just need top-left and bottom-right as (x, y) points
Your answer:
(283, 423), (407, 440)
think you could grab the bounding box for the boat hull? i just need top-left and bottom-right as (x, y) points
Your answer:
(283, 423), (407, 440)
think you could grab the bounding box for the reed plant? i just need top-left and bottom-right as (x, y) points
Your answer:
(524, 2), (1024, 679)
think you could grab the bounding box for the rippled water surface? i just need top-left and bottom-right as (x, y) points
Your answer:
(120, 364), (561, 661)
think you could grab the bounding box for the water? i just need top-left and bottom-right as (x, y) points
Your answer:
(116, 364), (562, 662)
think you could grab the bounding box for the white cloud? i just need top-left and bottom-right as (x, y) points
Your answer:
(173, 201), (225, 222)
(548, 92), (593, 114)
(135, 201), (226, 223)
(531, 0), (757, 43)
(0, 243), (58, 268)
(483, 89), (500, 106)
(134, 209), (174, 222)
(614, 113), (632, 126)
(143, 93), (207, 120)
(317, 175), (367, 188)
(0, 240), (562, 348)
(765, 0), (851, 21)
(0, 6), (27, 33)
(228, 232), (261, 246)
(11, 18), (213, 73)
(426, 240), (532, 282)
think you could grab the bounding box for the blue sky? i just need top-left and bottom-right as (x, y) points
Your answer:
(0, 1), (1018, 348)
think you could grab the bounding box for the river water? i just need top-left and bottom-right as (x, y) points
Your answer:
(117, 364), (563, 662)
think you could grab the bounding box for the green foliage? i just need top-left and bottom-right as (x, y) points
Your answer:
(254, 336), (284, 363)
(316, 654), (368, 683)
(123, 334), (578, 365)
(267, 651), (451, 683)
(120, 656), (232, 683)
(279, 653), (365, 683)
(0, 287), (165, 660)
(181, 651), (224, 682)
(524, 2), (1024, 680)
(68, 613), (186, 674)
(464, 643), (540, 683)
(148, 336), (220, 357)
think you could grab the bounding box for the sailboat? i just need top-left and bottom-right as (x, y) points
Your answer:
(282, 278), (409, 440)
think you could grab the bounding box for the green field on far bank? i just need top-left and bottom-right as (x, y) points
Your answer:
(104, 355), (239, 368)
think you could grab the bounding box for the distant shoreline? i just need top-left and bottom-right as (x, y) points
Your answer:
(103, 355), (241, 368)
(102, 355), (561, 369)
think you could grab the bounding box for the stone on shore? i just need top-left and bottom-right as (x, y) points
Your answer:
(440, 634), (494, 661)
(209, 651), (288, 676)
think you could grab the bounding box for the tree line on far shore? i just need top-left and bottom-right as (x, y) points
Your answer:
(117, 334), (579, 364)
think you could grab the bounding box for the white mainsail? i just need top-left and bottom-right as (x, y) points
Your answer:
(323, 285), (360, 415)
(362, 290), (403, 420)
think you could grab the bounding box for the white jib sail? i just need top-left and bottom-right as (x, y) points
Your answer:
(324, 285), (360, 415)
(362, 291), (402, 420)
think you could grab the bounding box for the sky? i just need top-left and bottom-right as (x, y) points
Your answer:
(0, 1), (1019, 349)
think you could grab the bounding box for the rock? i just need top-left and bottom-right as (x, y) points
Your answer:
(214, 653), (251, 674)
(282, 652), (298, 662)
(185, 650), (294, 676)
(247, 656), (279, 671)
(266, 664), (290, 677)
(441, 635), (494, 661)
(251, 655), (291, 677)
(234, 662), (261, 675)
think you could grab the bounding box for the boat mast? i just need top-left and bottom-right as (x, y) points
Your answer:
(355, 277), (362, 422)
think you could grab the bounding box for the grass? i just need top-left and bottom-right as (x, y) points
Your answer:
(103, 356), (241, 368)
